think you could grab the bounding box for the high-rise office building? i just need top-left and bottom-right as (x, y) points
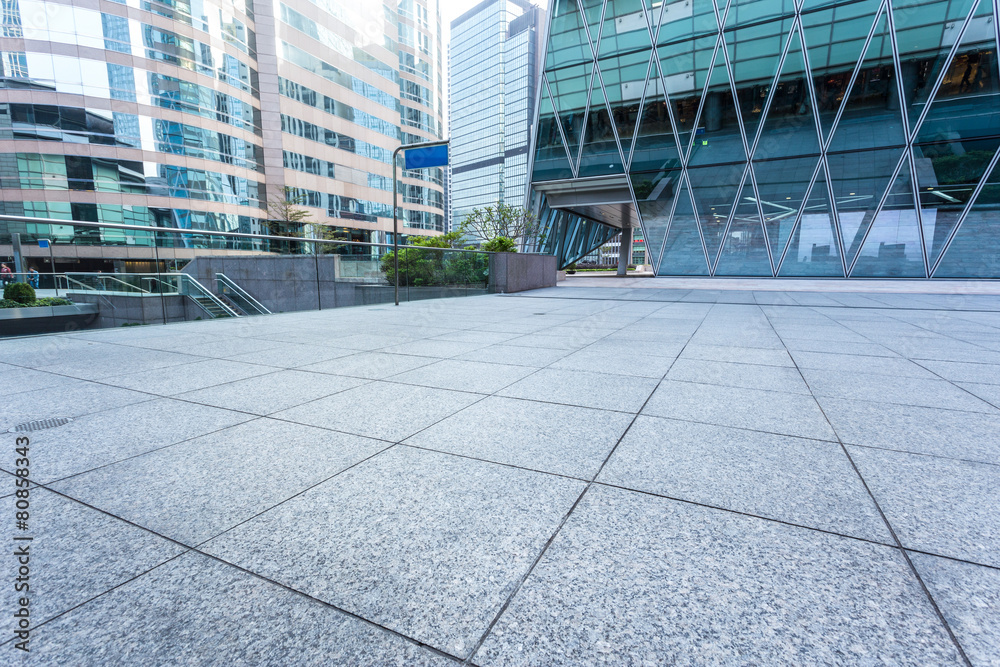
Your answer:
(0, 0), (444, 266)
(528, 0), (1000, 279)
(448, 0), (542, 234)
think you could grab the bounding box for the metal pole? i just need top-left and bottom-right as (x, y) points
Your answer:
(393, 146), (401, 306)
(48, 244), (57, 297)
(154, 236), (167, 325)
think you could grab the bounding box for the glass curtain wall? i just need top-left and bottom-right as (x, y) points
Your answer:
(530, 0), (1000, 278)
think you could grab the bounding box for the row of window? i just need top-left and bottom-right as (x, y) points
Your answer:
(277, 78), (398, 141)
(4, 153), (262, 206)
(1, 103), (262, 171)
(285, 187), (390, 223)
(280, 114), (390, 164)
(282, 150), (392, 190)
(0, 55), (258, 131)
(0, 199), (259, 236)
(2, 49), (253, 102)
(281, 149), (443, 210)
(279, 3), (396, 84)
(279, 41), (399, 113)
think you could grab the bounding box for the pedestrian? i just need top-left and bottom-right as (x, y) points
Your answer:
(1, 263), (12, 287)
(28, 267), (39, 289)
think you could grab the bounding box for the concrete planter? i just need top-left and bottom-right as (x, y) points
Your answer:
(0, 303), (99, 336)
(488, 253), (558, 293)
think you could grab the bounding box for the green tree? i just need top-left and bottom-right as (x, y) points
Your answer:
(459, 203), (544, 249)
(265, 187), (312, 253)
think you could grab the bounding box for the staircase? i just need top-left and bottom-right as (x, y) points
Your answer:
(189, 292), (235, 318)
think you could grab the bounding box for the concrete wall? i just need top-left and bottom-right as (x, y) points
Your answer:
(181, 255), (365, 312)
(489, 253), (558, 293)
(68, 293), (203, 328)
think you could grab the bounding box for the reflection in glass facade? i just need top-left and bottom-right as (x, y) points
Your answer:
(0, 0), (445, 252)
(528, 0), (1000, 277)
(449, 0), (542, 233)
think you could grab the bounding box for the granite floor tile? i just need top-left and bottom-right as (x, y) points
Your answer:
(680, 343), (795, 367)
(848, 446), (1000, 567)
(203, 447), (585, 658)
(956, 382), (1000, 408)
(167, 337), (286, 359)
(502, 334), (590, 351)
(27, 551), (452, 665)
(388, 359), (534, 394)
(328, 333), (423, 351)
(913, 360), (1000, 385)
(99, 358), (275, 396)
(800, 368), (996, 412)
(818, 398), (1000, 465)
(0, 381), (153, 432)
(271, 381), (482, 441)
(598, 416), (890, 541)
(17, 397), (253, 483)
(379, 339), (487, 358)
(497, 368), (660, 412)
(476, 485), (960, 666)
(0, 488), (185, 636)
(643, 380), (837, 440)
(51, 419), (387, 544)
(404, 396), (634, 478)
(223, 343), (357, 369)
(667, 358), (812, 394)
(176, 370), (367, 415)
(0, 366), (79, 395)
(34, 346), (201, 380)
(0, 336), (111, 367)
(299, 351), (437, 379)
(789, 351), (936, 378)
(549, 346), (677, 378)
(780, 338), (898, 356)
(456, 344), (571, 367)
(910, 552), (1000, 667)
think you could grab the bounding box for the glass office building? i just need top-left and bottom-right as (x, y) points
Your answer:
(449, 0), (541, 232)
(0, 0), (444, 261)
(528, 0), (1000, 278)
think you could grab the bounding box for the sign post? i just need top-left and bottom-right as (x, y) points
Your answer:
(392, 139), (449, 306)
(38, 239), (56, 296)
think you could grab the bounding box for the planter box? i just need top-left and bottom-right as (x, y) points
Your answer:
(489, 253), (558, 293)
(0, 303), (99, 336)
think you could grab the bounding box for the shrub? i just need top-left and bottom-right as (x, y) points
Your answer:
(565, 262), (577, 274)
(3, 282), (35, 304)
(482, 236), (517, 253)
(0, 298), (22, 308)
(32, 297), (72, 306)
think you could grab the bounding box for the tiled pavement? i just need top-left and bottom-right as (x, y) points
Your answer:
(2, 282), (1000, 665)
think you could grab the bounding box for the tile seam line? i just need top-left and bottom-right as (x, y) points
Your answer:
(505, 291), (1000, 313)
(1, 415), (267, 487)
(758, 303), (973, 666)
(3, 476), (468, 663)
(0, 549), (195, 650)
(463, 299), (717, 664)
(0, 452), (470, 663)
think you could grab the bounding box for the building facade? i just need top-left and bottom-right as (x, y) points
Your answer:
(0, 0), (444, 267)
(448, 0), (541, 234)
(528, 0), (1000, 278)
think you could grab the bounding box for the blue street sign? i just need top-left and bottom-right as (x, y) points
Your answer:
(404, 144), (448, 169)
(38, 239), (50, 248)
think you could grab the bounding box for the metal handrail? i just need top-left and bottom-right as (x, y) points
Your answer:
(64, 272), (150, 294)
(59, 275), (117, 311)
(215, 273), (271, 315)
(177, 274), (240, 318)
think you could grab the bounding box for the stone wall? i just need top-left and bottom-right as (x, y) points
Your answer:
(67, 293), (203, 328)
(488, 253), (558, 293)
(181, 255), (366, 312)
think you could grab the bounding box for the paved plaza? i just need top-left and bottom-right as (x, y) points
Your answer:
(2, 279), (999, 664)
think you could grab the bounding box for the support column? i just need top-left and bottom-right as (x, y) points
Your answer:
(617, 221), (632, 277)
